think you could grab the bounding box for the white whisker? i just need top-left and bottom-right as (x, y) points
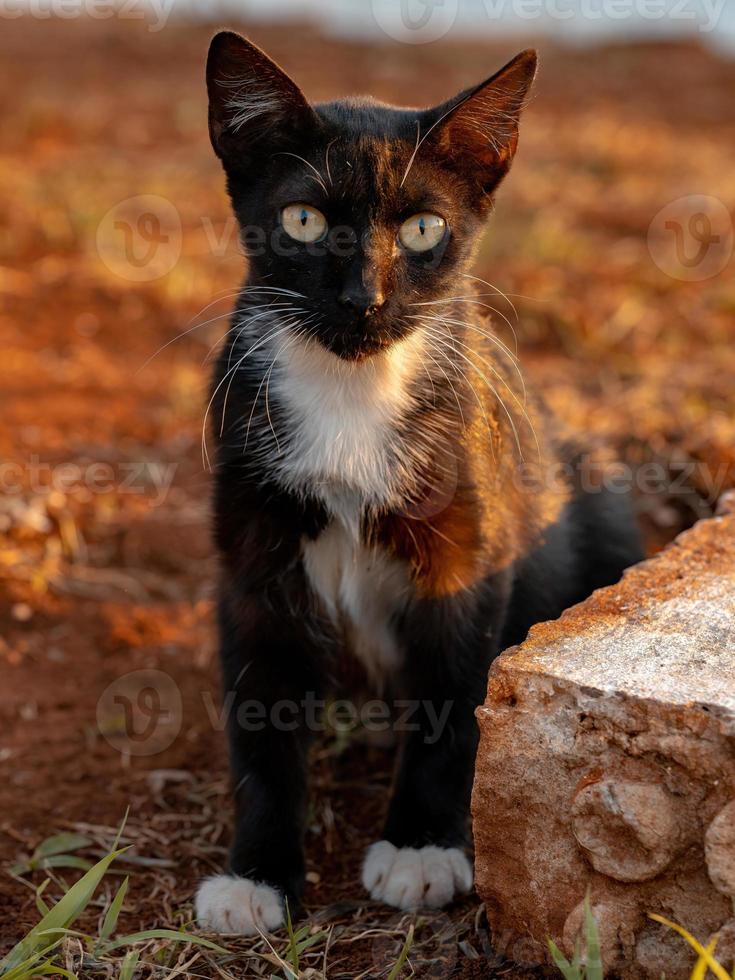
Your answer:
(325, 137), (338, 187)
(202, 321), (295, 470)
(410, 303), (520, 365)
(410, 295), (519, 354)
(421, 322), (527, 460)
(273, 151), (328, 195)
(409, 311), (527, 406)
(399, 90), (480, 188)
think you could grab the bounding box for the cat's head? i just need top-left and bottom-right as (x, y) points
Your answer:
(206, 31), (536, 361)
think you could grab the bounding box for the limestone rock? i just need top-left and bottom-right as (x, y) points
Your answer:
(471, 512), (735, 978)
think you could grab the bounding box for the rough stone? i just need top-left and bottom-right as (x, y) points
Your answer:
(471, 510), (735, 978)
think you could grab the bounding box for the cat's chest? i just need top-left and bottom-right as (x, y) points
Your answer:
(268, 331), (426, 510)
(302, 521), (411, 686)
(265, 332), (425, 681)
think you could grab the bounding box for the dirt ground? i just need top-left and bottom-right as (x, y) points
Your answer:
(0, 16), (734, 978)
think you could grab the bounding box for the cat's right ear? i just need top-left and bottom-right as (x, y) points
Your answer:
(206, 31), (317, 166)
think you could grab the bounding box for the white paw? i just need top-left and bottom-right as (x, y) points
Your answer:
(195, 874), (285, 935)
(361, 840), (473, 910)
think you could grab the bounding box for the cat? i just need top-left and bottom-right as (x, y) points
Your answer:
(194, 30), (643, 935)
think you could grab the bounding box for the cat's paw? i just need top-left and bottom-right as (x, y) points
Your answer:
(195, 874), (284, 935)
(361, 840), (473, 910)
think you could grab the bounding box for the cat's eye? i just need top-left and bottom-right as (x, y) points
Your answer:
(281, 204), (328, 243)
(398, 213), (446, 253)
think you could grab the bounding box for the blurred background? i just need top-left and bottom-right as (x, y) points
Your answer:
(0, 0), (733, 974)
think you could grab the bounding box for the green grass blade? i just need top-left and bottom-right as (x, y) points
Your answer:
(548, 939), (582, 980)
(387, 924), (414, 980)
(101, 929), (227, 954)
(35, 880), (51, 918)
(112, 808), (130, 851)
(34, 834), (91, 859)
(584, 896), (603, 980)
(34, 928), (90, 940)
(295, 930), (329, 956)
(0, 941), (63, 980)
(284, 900), (299, 979)
(29, 962), (78, 979)
(119, 950), (140, 980)
(1, 846), (128, 973)
(38, 856), (93, 872)
(291, 924), (309, 942)
(571, 938), (583, 972)
(100, 877), (129, 942)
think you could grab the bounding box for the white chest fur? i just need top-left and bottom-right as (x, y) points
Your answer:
(269, 329), (427, 515)
(302, 520), (411, 685)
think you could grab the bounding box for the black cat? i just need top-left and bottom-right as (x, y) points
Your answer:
(195, 31), (643, 934)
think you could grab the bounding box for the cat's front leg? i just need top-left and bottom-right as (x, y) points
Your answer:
(361, 695), (478, 911)
(362, 587), (506, 911)
(196, 586), (322, 935)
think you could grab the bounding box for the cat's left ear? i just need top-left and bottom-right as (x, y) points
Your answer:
(206, 31), (318, 168)
(428, 50), (537, 198)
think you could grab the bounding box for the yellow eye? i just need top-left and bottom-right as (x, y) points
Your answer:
(398, 213), (446, 252)
(281, 204), (328, 243)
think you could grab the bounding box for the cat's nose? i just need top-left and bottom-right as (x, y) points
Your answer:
(338, 286), (385, 317)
